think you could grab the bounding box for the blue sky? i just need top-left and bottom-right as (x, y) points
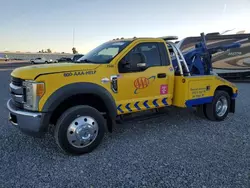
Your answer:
(1, 0), (250, 53)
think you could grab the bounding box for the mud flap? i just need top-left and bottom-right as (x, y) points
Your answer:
(230, 99), (235, 113)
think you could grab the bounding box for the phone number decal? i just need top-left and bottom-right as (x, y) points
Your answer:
(64, 70), (96, 77)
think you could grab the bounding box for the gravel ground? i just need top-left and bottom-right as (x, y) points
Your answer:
(0, 70), (249, 188)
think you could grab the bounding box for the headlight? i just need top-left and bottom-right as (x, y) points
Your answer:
(23, 80), (45, 111)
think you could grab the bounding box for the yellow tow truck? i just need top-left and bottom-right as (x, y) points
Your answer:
(7, 34), (238, 155)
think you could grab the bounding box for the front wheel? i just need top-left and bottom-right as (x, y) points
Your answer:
(54, 105), (106, 155)
(205, 90), (231, 121)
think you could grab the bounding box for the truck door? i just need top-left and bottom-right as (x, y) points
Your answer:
(115, 41), (174, 114)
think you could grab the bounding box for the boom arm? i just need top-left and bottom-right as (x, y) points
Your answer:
(181, 33), (244, 76)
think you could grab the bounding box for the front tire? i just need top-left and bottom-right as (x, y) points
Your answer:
(205, 90), (230, 121)
(54, 105), (106, 155)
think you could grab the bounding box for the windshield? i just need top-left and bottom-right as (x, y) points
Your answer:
(77, 41), (131, 64)
(72, 54), (84, 62)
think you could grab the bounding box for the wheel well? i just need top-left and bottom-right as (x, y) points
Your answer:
(215, 85), (233, 97)
(215, 85), (235, 113)
(49, 94), (111, 131)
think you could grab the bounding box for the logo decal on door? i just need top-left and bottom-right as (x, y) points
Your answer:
(160, 84), (168, 95)
(134, 76), (155, 94)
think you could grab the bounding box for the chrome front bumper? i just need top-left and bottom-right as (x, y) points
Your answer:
(7, 99), (44, 137)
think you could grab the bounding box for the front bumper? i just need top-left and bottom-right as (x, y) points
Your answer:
(7, 99), (44, 137)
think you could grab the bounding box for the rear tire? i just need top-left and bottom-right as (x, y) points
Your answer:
(54, 105), (106, 155)
(205, 90), (230, 121)
(195, 104), (207, 119)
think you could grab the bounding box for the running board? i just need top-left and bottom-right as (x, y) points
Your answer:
(116, 108), (168, 124)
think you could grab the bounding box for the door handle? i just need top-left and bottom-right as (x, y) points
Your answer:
(157, 73), (166, 78)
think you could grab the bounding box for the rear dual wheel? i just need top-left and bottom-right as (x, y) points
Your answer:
(54, 105), (106, 155)
(196, 90), (230, 121)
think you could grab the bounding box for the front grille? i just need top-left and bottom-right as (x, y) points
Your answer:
(11, 76), (23, 86)
(10, 76), (25, 109)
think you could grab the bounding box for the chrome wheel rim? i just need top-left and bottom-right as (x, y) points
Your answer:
(216, 96), (228, 117)
(67, 116), (98, 148)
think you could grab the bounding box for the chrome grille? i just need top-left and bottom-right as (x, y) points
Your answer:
(11, 77), (23, 87)
(10, 76), (24, 109)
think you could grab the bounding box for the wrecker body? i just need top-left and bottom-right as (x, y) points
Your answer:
(7, 33), (239, 154)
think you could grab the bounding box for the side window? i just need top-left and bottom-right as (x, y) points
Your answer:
(132, 43), (162, 67)
(158, 42), (171, 66)
(118, 42), (162, 73)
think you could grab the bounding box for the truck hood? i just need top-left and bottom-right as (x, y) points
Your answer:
(11, 63), (100, 80)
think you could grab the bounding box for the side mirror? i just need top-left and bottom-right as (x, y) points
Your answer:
(120, 59), (131, 69)
(137, 63), (146, 68)
(119, 52), (147, 72)
(130, 52), (147, 70)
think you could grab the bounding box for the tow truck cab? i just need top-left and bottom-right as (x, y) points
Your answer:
(7, 37), (238, 155)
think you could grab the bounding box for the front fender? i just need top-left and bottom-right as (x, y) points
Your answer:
(40, 82), (117, 130)
(42, 82), (117, 117)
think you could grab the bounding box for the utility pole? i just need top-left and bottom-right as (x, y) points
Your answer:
(73, 28), (75, 47)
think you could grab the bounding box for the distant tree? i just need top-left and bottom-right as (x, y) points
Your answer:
(72, 47), (78, 54)
(41, 49), (44, 53)
(47, 49), (52, 53)
(61, 52), (65, 54)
